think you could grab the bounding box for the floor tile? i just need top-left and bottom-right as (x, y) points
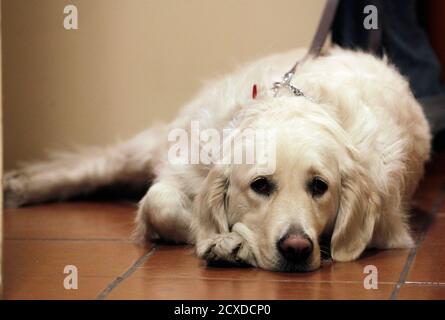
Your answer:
(107, 277), (393, 300)
(3, 239), (149, 299)
(407, 216), (445, 283)
(5, 202), (137, 240)
(3, 275), (114, 300)
(398, 284), (445, 300)
(117, 245), (407, 284)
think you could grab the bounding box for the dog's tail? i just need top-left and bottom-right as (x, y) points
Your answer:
(3, 123), (167, 207)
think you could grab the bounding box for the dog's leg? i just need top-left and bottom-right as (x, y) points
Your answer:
(133, 180), (193, 244)
(371, 211), (414, 249)
(4, 128), (164, 207)
(195, 223), (258, 267)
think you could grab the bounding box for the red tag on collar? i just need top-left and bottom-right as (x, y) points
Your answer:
(252, 84), (258, 99)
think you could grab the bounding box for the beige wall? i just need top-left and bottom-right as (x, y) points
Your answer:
(2, 0), (324, 170)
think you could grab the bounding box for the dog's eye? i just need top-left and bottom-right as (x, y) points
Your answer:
(250, 177), (273, 196)
(308, 177), (328, 197)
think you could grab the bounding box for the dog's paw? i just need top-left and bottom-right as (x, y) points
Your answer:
(196, 232), (257, 267)
(3, 170), (29, 208)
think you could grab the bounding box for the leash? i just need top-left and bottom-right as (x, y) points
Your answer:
(272, 0), (340, 97)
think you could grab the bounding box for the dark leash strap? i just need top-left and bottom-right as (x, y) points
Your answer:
(308, 0), (342, 60)
(272, 0), (340, 96)
(309, 0), (382, 59)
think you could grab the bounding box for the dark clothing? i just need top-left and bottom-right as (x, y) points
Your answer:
(332, 0), (444, 98)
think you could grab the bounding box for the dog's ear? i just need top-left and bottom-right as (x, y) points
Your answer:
(193, 165), (230, 253)
(330, 152), (378, 262)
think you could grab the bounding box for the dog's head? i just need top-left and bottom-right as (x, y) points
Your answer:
(194, 97), (378, 272)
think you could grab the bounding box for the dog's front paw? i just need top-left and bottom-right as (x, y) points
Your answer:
(196, 232), (257, 267)
(3, 170), (29, 208)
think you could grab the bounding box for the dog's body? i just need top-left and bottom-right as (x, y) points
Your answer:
(5, 48), (431, 271)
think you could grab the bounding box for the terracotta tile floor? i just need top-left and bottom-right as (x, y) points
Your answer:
(3, 150), (445, 300)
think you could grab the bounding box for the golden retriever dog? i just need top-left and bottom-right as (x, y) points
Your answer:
(4, 47), (431, 272)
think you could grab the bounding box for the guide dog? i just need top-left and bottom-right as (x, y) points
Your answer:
(4, 47), (431, 272)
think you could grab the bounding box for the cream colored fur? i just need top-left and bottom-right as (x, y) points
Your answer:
(4, 47), (431, 271)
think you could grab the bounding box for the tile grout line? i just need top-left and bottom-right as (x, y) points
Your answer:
(389, 186), (445, 300)
(404, 281), (445, 286)
(126, 273), (399, 285)
(96, 244), (158, 300)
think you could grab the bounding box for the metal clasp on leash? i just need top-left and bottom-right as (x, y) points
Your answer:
(272, 69), (305, 98)
(271, 0), (340, 99)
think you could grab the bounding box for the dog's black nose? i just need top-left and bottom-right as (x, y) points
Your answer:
(278, 233), (313, 263)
